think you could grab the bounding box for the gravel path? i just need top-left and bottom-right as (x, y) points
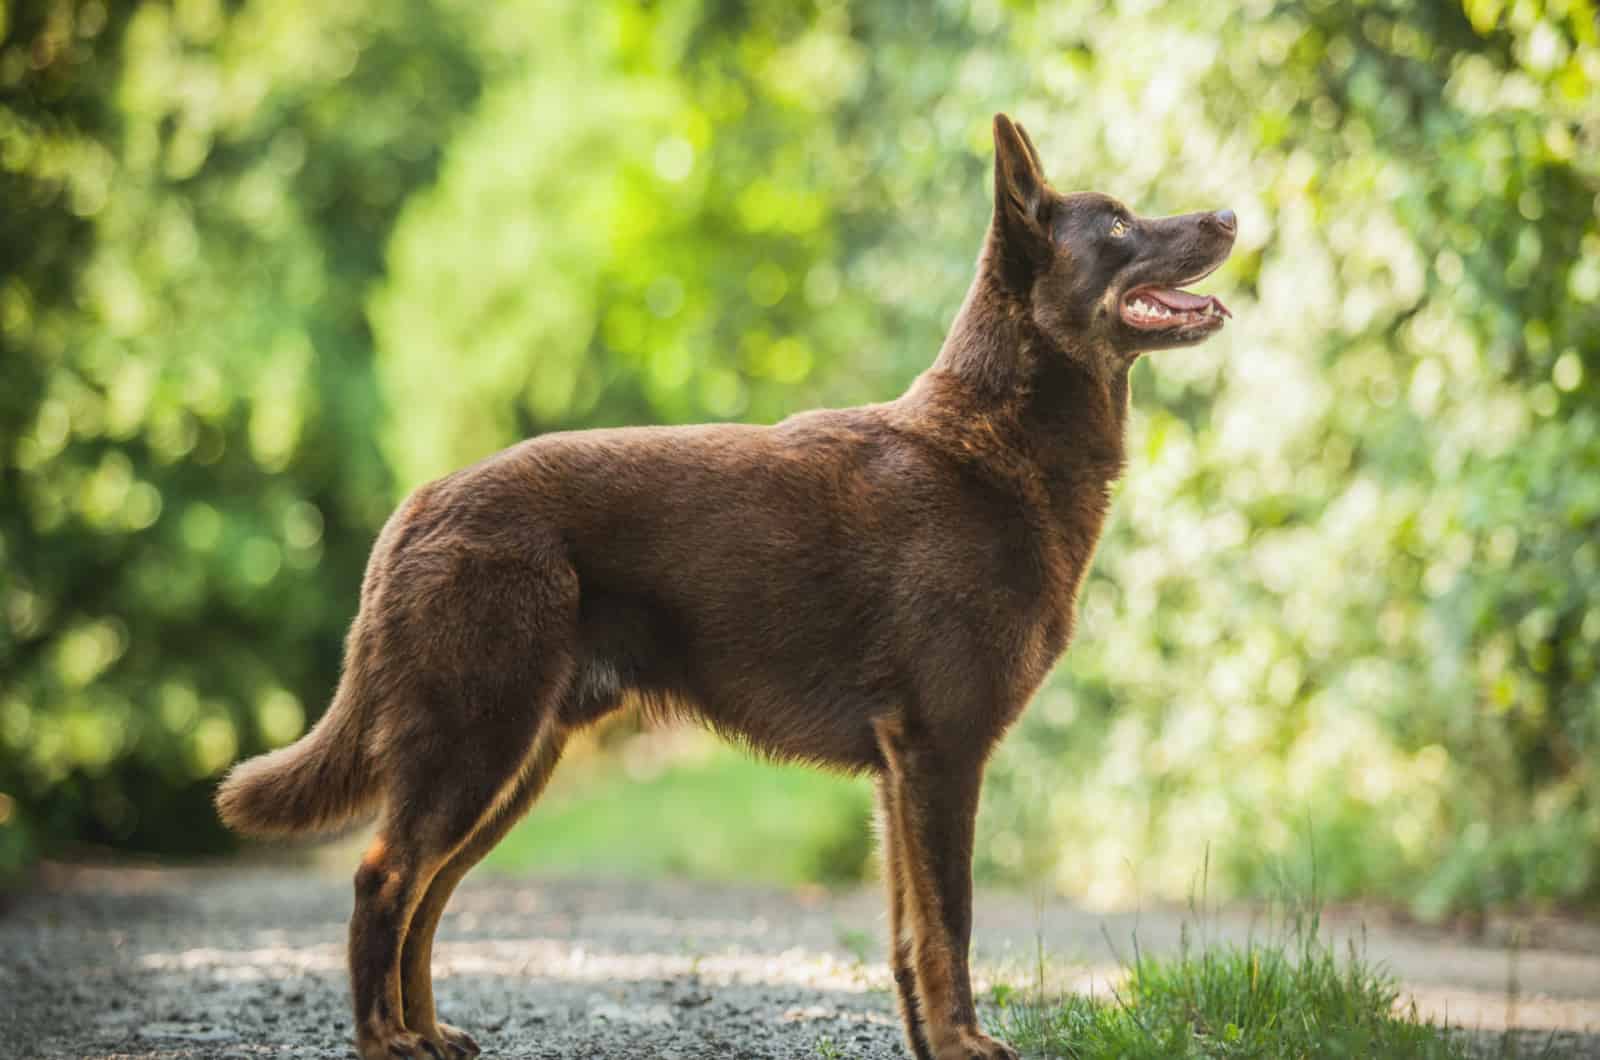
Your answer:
(4, 862), (1598, 1059)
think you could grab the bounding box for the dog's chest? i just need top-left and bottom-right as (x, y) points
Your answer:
(1010, 479), (1116, 676)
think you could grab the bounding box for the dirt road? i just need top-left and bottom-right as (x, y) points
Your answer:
(5, 864), (1597, 1058)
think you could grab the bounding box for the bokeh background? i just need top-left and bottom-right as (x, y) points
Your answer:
(3, 0), (1597, 920)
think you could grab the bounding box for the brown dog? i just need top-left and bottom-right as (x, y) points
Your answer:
(216, 113), (1236, 1060)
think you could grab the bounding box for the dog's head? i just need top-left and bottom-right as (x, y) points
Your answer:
(987, 114), (1235, 364)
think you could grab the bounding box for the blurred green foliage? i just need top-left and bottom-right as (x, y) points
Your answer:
(483, 744), (875, 885)
(2, 0), (1596, 916)
(1, 0), (483, 861)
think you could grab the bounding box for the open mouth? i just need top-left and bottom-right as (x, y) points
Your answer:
(1121, 285), (1231, 332)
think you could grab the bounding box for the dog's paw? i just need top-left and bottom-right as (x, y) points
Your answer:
(436, 1022), (482, 1058)
(358, 1029), (448, 1060)
(933, 1027), (1020, 1060)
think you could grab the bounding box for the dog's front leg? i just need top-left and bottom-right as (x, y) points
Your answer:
(877, 777), (934, 1060)
(875, 720), (1017, 1060)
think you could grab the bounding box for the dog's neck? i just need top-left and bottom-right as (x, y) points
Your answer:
(917, 238), (1131, 483)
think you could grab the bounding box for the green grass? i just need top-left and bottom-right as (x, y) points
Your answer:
(992, 915), (1474, 1060)
(482, 741), (874, 884)
(813, 1034), (846, 1059)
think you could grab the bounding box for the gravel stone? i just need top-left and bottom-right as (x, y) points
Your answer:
(3, 865), (1596, 1058)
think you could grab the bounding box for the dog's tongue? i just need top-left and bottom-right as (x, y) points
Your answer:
(1148, 287), (1230, 316)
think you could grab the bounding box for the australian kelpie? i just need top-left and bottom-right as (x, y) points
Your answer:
(217, 113), (1236, 1060)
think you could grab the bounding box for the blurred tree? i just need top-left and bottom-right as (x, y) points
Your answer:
(1, 0), (137, 869)
(1, 0), (481, 867)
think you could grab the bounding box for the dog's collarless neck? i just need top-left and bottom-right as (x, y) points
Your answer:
(916, 276), (1130, 484)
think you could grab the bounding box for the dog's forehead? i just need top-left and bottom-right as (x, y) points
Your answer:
(1057, 191), (1125, 216)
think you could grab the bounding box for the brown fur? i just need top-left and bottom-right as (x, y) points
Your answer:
(216, 113), (1235, 1060)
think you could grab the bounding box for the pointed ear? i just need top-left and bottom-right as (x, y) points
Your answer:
(1013, 120), (1046, 176)
(992, 113), (1046, 234)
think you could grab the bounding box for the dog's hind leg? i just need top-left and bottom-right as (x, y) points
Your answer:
(875, 718), (1017, 1060)
(398, 718), (571, 1057)
(347, 551), (578, 1060)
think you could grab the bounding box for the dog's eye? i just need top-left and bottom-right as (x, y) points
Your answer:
(1109, 218), (1130, 238)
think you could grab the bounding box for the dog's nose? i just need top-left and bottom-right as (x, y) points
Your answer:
(1213, 209), (1237, 233)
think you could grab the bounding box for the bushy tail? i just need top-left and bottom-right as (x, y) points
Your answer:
(215, 677), (378, 837)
